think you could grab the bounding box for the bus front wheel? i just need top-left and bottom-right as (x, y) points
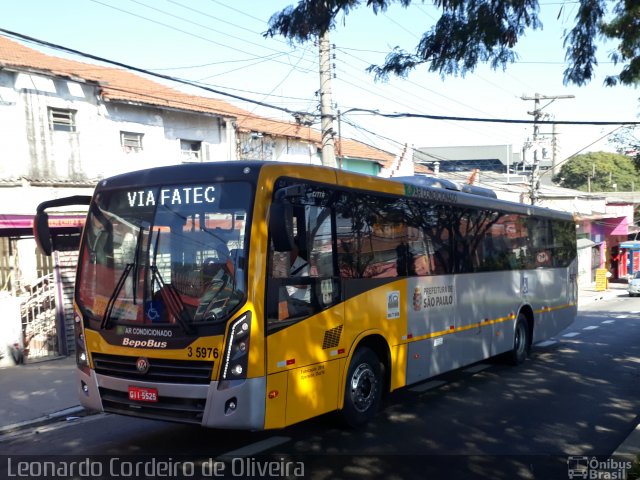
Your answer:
(508, 314), (531, 365)
(340, 347), (382, 427)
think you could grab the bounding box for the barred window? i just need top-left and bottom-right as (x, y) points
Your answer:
(120, 131), (143, 153)
(48, 107), (76, 132)
(180, 140), (202, 163)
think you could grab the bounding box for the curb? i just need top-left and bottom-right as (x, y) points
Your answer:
(578, 290), (625, 307)
(0, 405), (85, 436)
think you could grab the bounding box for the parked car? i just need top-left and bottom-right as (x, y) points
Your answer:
(629, 272), (640, 297)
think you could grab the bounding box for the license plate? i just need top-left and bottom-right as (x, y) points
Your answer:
(128, 386), (158, 402)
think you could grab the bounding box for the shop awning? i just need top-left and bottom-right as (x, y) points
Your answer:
(577, 238), (597, 249)
(620, 240), (640, 250)
(0, 214), (85, 230)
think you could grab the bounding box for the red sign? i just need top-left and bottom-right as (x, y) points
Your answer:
(48, 216), (85, 228)
(0, 214), (85, 230)
(128, 386), (158, 402)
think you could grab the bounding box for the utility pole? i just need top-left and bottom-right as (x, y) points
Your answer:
(551, 123), (559, 177)
(319, 29), (337, 168)
(521, 93), (574, 205)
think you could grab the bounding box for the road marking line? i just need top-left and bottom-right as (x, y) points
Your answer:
(410, 380), (447, 393)
(536, 340), (557, 347)
(583, 326), (599, 330)
(602, 320), (615, 324)
(463, 364), (491, 374)
(217, 436), (291, 460)
(563, 332), (581, 338)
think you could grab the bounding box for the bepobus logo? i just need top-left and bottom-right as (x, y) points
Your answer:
(567, 456), (632, 479)
(122, 338), (168, 349)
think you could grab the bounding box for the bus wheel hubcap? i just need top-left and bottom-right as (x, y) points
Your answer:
(350, 363), (376, 413)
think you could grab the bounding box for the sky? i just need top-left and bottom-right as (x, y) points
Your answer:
(2, 0), (639, 171)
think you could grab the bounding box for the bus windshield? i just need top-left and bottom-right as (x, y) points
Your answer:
(77, 182), (251, 328)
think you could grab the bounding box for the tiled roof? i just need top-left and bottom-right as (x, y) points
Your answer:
(0, 35), (396, 167)
(337, 138), (395, 166)
(0, 35), (248, 117)
(413, 163), (432, 174)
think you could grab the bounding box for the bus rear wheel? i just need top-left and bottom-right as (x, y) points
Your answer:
(340, 347), (382, 427)
(508, 314), (531, 365)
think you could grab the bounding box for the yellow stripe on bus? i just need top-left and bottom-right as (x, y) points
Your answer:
(406, 302), (576, 344)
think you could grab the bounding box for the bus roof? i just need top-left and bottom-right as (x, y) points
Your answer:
(95, 161), (574, 221)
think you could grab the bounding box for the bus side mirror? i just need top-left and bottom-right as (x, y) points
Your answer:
(269, 202), (294, 252)
(34, 211), (52, 256)
(33, 195), (92, 256)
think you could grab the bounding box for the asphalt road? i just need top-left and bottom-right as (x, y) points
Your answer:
(2, 295), (639, 479)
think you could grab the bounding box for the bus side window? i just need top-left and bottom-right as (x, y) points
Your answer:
(266, 185), (339, 329)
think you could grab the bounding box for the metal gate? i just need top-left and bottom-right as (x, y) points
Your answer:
(20, 273), (59, 360)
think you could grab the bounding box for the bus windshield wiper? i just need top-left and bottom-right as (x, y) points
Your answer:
(150, 265), (194, 335)
(131, 227), (144, 305)
(100, 263), (133, 330)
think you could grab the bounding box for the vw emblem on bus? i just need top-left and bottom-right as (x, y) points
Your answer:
(136, 357), (150, 374)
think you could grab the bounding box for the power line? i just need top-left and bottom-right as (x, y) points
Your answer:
(338, 108), (640, 126)
(207, 0), (269, 26)
(334, 48), (511, 140)
(541, 126), (628, 177)
(182, 82), (314, 102)
(236, 43), (313, 128)
(166, 0), (289, 46)
(335, 49), (497, 117)
(0, 28), (308, 118)
(145, 53), (285, 71)
(194, 52), (293, 81)
(87, 0), (316, 73)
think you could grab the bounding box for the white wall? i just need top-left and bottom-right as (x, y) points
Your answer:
(237, 133), (321, 164)
(0, 72), (28, 179)
(0, 70), (233, 183)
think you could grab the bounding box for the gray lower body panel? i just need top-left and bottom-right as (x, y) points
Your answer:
(404, 266), (577, 385)
(76, 368), (266, 429)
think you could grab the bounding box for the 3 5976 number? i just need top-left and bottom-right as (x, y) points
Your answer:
(187, 346), (219, 359)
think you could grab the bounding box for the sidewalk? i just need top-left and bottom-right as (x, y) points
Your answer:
(0, 282), (637, 460)
(577, 278), (629, 307)
(0, 355), (81, 434)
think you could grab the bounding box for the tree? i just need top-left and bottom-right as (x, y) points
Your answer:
(610, 126), (640, 169)
(266, 0), (640, 87)
(553, 151), (640, 191)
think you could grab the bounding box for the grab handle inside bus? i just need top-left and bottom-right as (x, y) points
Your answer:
(34, 195), (92, 256)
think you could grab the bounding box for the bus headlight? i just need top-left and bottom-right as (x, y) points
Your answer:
(74, 311), (89, 374)
(221, 312), (251, 381)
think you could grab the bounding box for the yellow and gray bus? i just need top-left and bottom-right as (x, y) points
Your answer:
(34, 161), (577, 429)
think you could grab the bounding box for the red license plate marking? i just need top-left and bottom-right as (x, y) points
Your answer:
(128, 386), (158, 402)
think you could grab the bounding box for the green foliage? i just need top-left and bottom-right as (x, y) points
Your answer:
(553, 151), (640, 191)
(600, 2), (640, 86)
(266, 0), (640, 86)
(610, 126), (640, 169)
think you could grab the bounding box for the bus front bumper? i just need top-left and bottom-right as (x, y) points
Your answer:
(76, 367), (266, 429)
